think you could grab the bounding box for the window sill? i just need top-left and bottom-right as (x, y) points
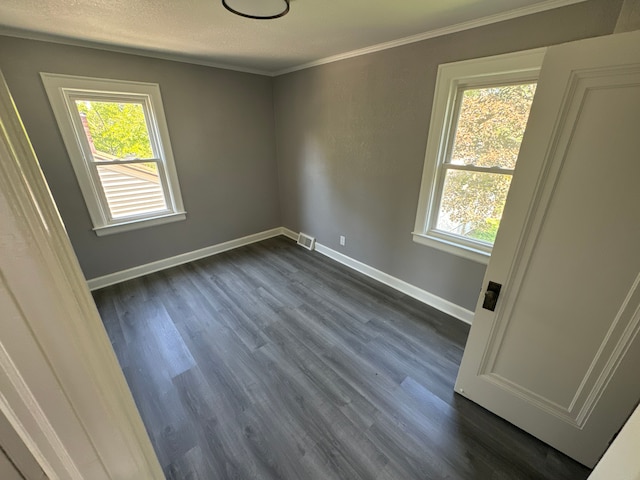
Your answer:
(412, 232), (490, 265)
(93, 211), (186, 237)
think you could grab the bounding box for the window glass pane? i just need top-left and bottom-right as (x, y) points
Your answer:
(436, 170), (512, 244)
(449, 83), (536, 169)
(75, 100), (154, 160)
(96, 162), (167, 219)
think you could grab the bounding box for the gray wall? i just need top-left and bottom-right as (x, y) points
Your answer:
(0, 36), (281, 279)
(273, 0), (622, 311)
(0, 0), (623, 309)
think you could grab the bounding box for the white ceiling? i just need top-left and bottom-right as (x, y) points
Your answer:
(0, 0), (586, 75)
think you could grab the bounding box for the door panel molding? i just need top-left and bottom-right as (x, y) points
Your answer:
(482, 374), (579, 425)
(480, 66), (640, 379)
(482, 271), (640, 429)
(456, 30), (640, 467)
(475, 68), (640, 429)
(574, 272), (640, 426)
(476, 69), (589, 378)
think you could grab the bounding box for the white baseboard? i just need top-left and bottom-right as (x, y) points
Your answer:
(87, 227), (285, 290)
(311, 239), (473, 325)
(282, 226), (472, 324)
(281, 227), (298, 241)
(88, 225), (474, 325)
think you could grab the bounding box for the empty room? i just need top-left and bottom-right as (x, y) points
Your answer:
(1, 0), (639, 479)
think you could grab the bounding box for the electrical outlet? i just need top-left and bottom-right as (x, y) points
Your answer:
(339, 235), (346, 246)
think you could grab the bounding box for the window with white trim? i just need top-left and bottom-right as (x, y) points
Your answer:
(41, 73), (186, 236)
(413, 49), (545, 264)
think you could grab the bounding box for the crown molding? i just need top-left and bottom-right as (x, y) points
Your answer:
(0, 0), (588, 77)
(0, 27), (272, 76)
(272, 0), (588, 76)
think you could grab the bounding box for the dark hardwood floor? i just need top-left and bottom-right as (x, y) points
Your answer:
(93, 236), (590, 480)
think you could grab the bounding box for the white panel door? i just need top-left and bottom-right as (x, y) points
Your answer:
(455, 29), (640, 468)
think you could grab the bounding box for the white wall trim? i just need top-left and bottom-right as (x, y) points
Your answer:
(40, 73), (187, 234)
(0, 0), (587, 78)
(280, 227), (299, 241)
(87, 227), (285, 290)
(272, 0), (586, 76)
(314, 242), (474, 325)
(281, 227), (473, 325)
(0, 27), (271, 76)
(92, 225), (474, 324)
(412, 48), (545, 264)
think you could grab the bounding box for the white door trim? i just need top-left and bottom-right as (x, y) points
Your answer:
(0, 69), (164, 479)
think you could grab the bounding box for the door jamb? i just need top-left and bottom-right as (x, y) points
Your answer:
(0, 69), (164, 479)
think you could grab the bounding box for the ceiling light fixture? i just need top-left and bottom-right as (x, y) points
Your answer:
(222, 0), (290, 20)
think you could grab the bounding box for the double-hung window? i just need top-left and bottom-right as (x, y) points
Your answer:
(413, 49), (545, 263)
(41, 73), (185, 236)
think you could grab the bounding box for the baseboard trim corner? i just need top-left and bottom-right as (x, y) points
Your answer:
(313, 242), (474, 325)
(88, 225), (474, 325)
(281, 227), (298, 240)
(87, 227), (285, 290)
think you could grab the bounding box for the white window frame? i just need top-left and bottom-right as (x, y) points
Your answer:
(412, 48), (546, 264)
(41, 73), (186, 236)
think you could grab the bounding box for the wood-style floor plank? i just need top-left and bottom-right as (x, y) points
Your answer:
(94, 236), (590, 480)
